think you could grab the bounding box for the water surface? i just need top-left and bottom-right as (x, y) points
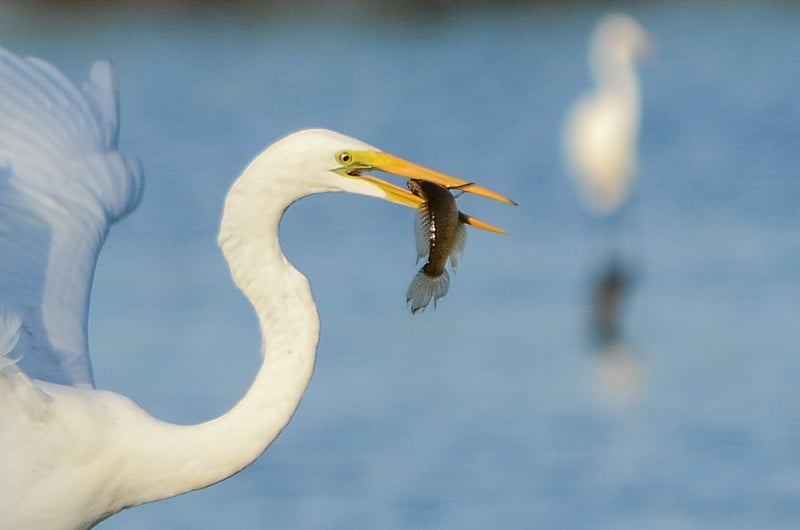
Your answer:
(3, 3), (799, 529)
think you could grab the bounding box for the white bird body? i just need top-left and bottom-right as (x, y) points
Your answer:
(1, 377), (150, 529)
(0, 48), (512, 529)
(563, 14), (649, 214)
(0, 130), (334, 529)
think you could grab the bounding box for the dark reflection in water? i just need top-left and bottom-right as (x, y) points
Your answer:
(587, 255), (646, 410)
(590, 257), (632, 349)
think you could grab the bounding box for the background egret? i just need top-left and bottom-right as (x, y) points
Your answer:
(562, 13), (650, 215)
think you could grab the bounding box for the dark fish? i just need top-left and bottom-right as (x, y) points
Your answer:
(406, 180), (467, 313)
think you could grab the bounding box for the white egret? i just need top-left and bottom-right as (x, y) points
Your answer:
(0, 47), (513, 530)
(562, 13), (650, 215)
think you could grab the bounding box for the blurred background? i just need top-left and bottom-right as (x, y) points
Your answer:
(3, 1), (798, 528)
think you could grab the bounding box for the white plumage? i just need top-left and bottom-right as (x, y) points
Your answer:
(0, 47), (510, 529)
(563, 14), (650, 214)
(0, 51), (143, 388)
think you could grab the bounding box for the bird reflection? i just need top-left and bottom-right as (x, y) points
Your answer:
(562, 13), (651, 409)
(590, 258), (630, 348)
(588, 257), (645, 410)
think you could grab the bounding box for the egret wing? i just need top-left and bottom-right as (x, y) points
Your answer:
(0, 48), (143, 387)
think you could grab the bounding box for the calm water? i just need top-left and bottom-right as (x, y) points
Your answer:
(3, 3), (799, 529)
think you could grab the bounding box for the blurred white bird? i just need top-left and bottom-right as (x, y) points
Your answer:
(0, 47), (513, 530)
(563, 13), (650, 215)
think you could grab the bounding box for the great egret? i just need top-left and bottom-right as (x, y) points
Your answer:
(562, 13), (650, 215)
(0, 47), (513, 530)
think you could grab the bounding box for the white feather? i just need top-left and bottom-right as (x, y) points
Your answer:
(562, 14), (649, 214)
(0, 44), (503, 530)
(0, 49), (143, 387)
(0, 310), (22, 367)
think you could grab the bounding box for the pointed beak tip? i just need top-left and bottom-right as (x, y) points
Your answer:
(351, 150), (515, 232)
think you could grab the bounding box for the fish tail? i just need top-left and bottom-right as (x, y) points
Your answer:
(406, 267), (450, 314)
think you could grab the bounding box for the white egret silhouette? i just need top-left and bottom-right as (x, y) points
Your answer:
(0, 48), (512, 530)
(563, 14), (650, 214)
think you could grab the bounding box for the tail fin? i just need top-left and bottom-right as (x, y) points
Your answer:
(406, 268), (450, 314)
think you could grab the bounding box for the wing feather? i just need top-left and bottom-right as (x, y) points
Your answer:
(0, 47), (143, 387)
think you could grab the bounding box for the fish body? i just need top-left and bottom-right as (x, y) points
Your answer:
(406, 180), (467, 313)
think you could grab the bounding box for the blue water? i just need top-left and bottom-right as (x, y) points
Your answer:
(4, 3), (799, 529)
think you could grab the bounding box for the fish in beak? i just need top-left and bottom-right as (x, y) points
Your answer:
(405, 179), (468, 313)
(334, 150), (515, 234)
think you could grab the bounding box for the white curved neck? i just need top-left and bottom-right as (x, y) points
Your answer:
(593, 51), (640, 106)
(119, 152), (320, 506)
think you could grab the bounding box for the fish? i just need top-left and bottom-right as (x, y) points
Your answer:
(405, 179), (468, 313)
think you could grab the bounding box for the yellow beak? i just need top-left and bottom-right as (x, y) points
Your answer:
(340, 150), (515, 234)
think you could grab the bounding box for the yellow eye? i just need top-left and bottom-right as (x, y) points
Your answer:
(337, 152), (353, 165)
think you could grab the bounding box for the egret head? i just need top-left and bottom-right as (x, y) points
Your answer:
(260, 128), (514, 231)
(591, 14), (651, 69)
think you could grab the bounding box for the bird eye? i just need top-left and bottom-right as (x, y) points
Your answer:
(337, 152), (353, 165)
